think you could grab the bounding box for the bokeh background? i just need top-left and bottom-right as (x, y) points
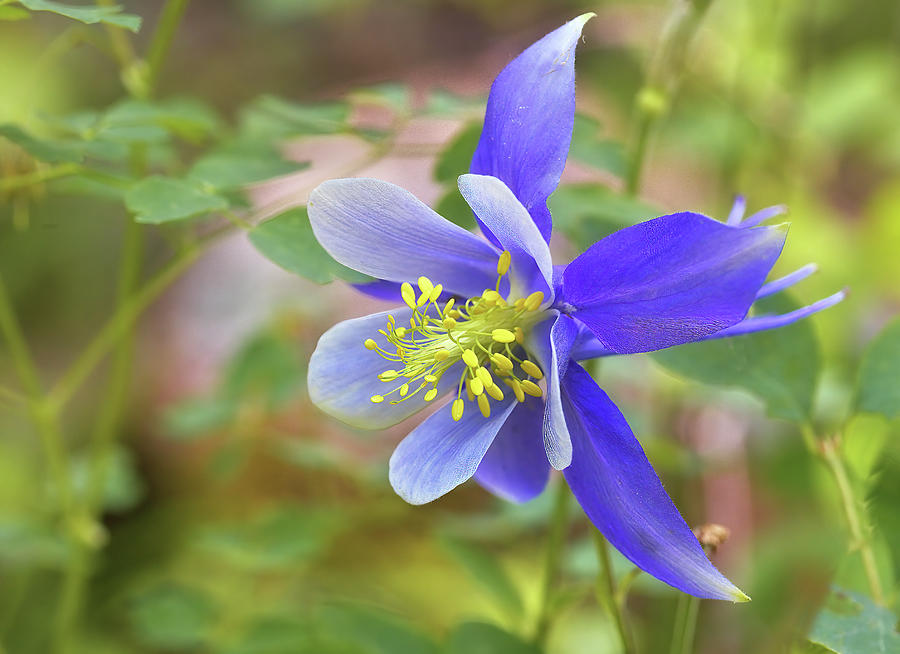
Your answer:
(1, 1), (899, 652)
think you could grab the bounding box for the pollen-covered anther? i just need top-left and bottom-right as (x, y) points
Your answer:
(451, 399), (464, 421)
(477, 393), (491, 418)
(370, 395), (385, 404)
(475, 366), (493, 388)
(462, 349), (479, 368)
(486, 384), (504, 401)
(521, 380), (543, 397)
(523, 291), (544, 311)
(424, 389), (438, 402)
(364, 338), (378, 350)
(497, 250), (511, 275)
(492, 329), (516, 343)
(520, 360), (543, 380)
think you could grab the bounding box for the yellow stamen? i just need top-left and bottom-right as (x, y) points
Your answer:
(486, 384), (504, 401)
(417, 276), (434, 294)
(401, 282), (416, 309)
(399, 384), (409, 397)
(520, 360), (543, 379)
(477, 393), (490, 418)
(462, 349), (479, 368)
(364, 338), (378, 350)
(470, 377), (484, 396)
(492, 329), (516, 343)
(497, 250), (511, 275)
(524, 291), (544, 311)
(491, 353), (514, 371)
(509, 378), (525, 403)
(521, 380), (543, 397)
(371, 395), (385, 404)
(443, 317), (457, 330)
(476, 366), (493, 388)
(434, 349), (450, 362)
(451, 399), (464, 421)
(514, 327), (524, 344)
(424, 388), (438, 402)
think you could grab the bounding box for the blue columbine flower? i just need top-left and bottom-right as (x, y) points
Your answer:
(305, 14), (843, 601)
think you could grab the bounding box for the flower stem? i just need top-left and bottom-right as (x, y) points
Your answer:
(0, 164), (82, 193)
(593, 531), (637, 654)
(669, 593), (700, 654)
(803, 425), (885, 604)
(146, 0), (193, 95)
(0, 275), (71, 513)
(533, 478), (571, 646)
(625, 0), (714, 196)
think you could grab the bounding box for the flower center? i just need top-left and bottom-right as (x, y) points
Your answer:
(363, 250), (547, 421)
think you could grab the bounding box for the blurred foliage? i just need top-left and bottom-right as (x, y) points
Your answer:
(1, 1), (899, 653)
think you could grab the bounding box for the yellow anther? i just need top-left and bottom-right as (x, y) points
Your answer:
(521, 380), (543, 397)
(496, 297), (507, 307)
(497, 250), (511, 275)
(486, 383), (504, 401)
(515, 327), (524, 344)
(443, 298), (455, 314)
(429, 284), (443, 302)
(448, 309), (461, 319)
(442, 317), (457, 330)
(434, 349), (450, 362)
(520, 360), (543, 380)
(482, 289), (500, 305)
(378, 370), (400, 381)
(476, 366), (493, 388)
(493, 366), (510, 377)
(462, 349), (479, 368)
(470, 377), (484, 396)
(514, 298), (525, 309)
(401, 282), (416, 308)
(509, 378), (525, 403)
(417, 276), (434, 294)
(524, 291), (544, 311)
(388, 315), (396, 325)
(466, 382), (475, 401)
(477, 393), (491, 417)
(424, 374), (438, 383)
(395, 327), (407, 338)
(364, 338), (378, 350)
(424, 388), (438, 402)
(491, 353), (514, 371)
(370, 395), (385, 404)
(451, 399), (464, 421)
(491, 328), (516, 343)
(399, 384), (409, 397)
(416, 291), (429, 307)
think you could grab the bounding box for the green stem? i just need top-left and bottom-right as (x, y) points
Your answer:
(625, 0), (714, 197)
(808, 427), (885, 605)
(145, 0), (192, 95)
(0, 275), (71, 513)
(593, 531), (637, 654)
(0, 164), (82, 193)
(533, 478), (571, 646)
(669, 594), (700, 654)
(46, 239), (204, 414)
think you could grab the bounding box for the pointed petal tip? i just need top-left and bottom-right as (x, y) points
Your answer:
(733, 590), (752, 603)
(574, 11), (597, 25)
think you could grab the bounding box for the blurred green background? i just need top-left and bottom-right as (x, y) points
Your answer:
(1, 1), (898, 653)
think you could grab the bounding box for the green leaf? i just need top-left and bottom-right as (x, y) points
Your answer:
(162, 397), (234, 441)
(189, 149), (307, 190)
(221, 330), (305, 407)
(445, 622), (541, 654)
(0, 124), (84, 163)
(652, 295), (820, 423)
(70, 444), (145, 513)
(0, 6), (30, 20)
(807, 588), (900, 653)
(569, 114), (626, 177)
(548, 184), (659, 250)
(125, 176), (228, 224)
(128, 583), (218, 650)
(249, 208), (370, 283)
(856, 317), (900, 419)
(440, 537), (524, 620)
(434, 188), (476, 230)
(434, 122), (481, 185)
(349, 83), (411, 114)
(17, 0), (141, 31)
(317, 604), (438, 654)
(0, 516), (70, 567)
(867, 436), (900, 582)
(197, 506), (342, 571)
(239, 95), (349, 139)
(842, 414), (890, 482)
(102, 98), (222, 143)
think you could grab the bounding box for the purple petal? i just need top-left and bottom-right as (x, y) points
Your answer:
(706, 290), (847, 339)
(529, 312), (579, 470)
(308, 178), (499, 298)
(562, 212), (787, 354)
(561, 362), (748, 601)
(568, 321), (616, 360)
(726, 195), (746, 226)
(308, 308), (463, 429)
(755, 263), (817, 299)
(475, 398), (550, 503)
(470, 13), (594, 243)
(352, 279), (404, 302)
(389, 396), (518, 505)
(741, 204), (787, 229)
(458, 174), (553, 300)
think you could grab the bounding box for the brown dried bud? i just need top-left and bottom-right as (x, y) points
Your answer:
(693, 523), (731, 552)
